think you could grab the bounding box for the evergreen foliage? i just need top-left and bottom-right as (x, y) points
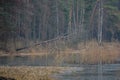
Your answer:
(0, 0), (120, 51)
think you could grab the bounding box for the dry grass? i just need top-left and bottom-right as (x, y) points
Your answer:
(0, 66), (72, 80)
(0, 67), (52, 80)
(0, 66), (82, 80)
(80, 41), (120, 64)
(0, 41), (120, 64)
(55, 41), (120, 64)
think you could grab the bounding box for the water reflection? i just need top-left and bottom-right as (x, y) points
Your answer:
(54, 67), (120, 80)
(0, 56), (120, 80)
(0, 55), (55, 66)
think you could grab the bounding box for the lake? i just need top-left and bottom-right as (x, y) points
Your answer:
(0, 55), (120, 80)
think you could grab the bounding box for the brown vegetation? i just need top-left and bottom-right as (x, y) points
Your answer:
(0, 67), (71, 80)
(0, 41), (120, 64)
(55, 41), (120, 64)
(79, 41), (120, 64)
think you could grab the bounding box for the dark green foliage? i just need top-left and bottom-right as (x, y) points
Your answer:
(0, 0), (120, 52)
(102, 0), (120, 41)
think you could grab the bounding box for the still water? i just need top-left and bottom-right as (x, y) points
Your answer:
(53, 64), (120, 80)
(0, 55), (120, 80)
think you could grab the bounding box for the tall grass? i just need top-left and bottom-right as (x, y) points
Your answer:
(0, 66), (76, 80)
(79, 41), (120, 64)
(0, 67), (58, 80)
(54, 41), (120, 64)
(0, 41), (119, 65)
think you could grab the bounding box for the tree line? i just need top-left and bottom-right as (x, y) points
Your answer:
(0, 0), (120, 52)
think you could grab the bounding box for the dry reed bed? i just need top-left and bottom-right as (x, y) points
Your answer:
(79, 41), (120, 64)
(0, 66), (71, 80)
(0, 41), (120, 64)
(55, 42), (120, 64)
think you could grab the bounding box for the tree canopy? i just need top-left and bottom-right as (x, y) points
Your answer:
(0, 0), (120, 51)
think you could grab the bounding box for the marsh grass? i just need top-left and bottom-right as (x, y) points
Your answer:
(0, 41), (119, 65)
(0, 67), (65, 80)
(55, 41), (120, 64)
(0, 66), (77, 80)
(83, 41), (120, 64)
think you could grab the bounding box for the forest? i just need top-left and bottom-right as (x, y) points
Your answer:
(0, 1), (120, 80)
(0, 0), (120, 52)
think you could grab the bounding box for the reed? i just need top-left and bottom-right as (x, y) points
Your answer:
(55, 41), (120, 64)
(0, 66), (64, 80)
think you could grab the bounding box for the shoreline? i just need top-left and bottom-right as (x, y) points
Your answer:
(0, 50), (81, 57)
(0, 66), (84, 80)
(0, 52), (48, 57)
